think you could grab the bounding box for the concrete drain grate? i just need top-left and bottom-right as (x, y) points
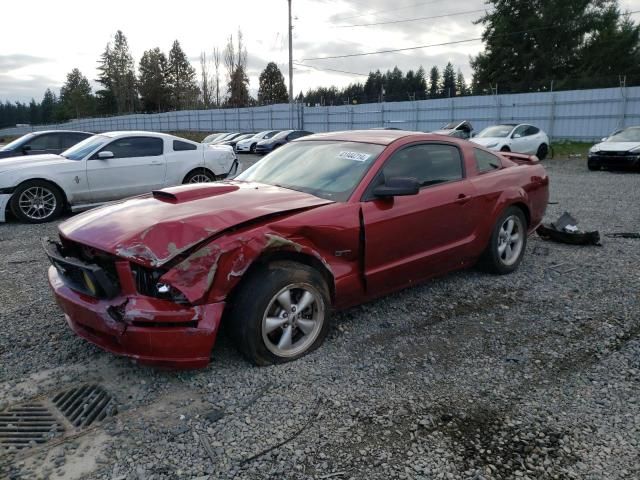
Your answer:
(52, 384), (117, 428)
(0, 403), (65, 451)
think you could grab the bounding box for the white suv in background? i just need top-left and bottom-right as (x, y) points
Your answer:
(471, 123), (550, 160)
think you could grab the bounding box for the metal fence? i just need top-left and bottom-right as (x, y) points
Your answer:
(1, 86), (638, 141)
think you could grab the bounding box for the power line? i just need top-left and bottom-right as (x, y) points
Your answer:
(335, 8), (486, 28)
(293, 62), (368, 76)
(302, 15), (640, 61)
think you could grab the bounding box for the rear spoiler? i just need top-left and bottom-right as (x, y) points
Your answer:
(499, 151), (539, 165)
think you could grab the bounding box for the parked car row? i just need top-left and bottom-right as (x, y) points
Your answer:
(201, 130), (314, 154)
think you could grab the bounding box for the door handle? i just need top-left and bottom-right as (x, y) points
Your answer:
(150, 160), (162, 165)
(456, 193), (471, 205)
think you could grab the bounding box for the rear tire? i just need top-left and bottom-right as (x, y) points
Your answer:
(183, 168), (217, 183)
(479, 206), (527, 275)
(536, 143), (549, 160)
(227, 261), (331, 365)
(250, 143), (257, 153)
(10, 180), (64, 224)
(500, 146), (511, 152)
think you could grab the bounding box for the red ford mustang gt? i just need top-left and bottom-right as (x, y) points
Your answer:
(45, 130), (549, 368)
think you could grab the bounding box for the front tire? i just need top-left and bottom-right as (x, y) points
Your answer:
(250, 143), (257, 153)
(587, 160), (600, 171)
(479, 206), (527, 274)
(500, 146), (511, 152)
(10, 180), (64, 223)
(228, 261), (331, 365)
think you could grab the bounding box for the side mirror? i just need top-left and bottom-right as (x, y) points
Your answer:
(601, 137), (608, 142)
(22, 145), (32, 153)
(373, 177), (420, 198)
(512, 133), (522, 139)
(97, 151), (114, 159)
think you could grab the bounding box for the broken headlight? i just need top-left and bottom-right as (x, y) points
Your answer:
(131, 264), (189, 304)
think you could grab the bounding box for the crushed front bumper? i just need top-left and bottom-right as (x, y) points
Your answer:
(588, 152), (640, 169)
(48, 267), (224, 369)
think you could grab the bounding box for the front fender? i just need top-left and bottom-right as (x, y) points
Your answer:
(159, 228), (333, 305)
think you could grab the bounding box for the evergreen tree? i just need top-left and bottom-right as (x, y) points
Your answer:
(41, 89), (57, 124)
(428, 66), (440, 98)
(364, 70), (384, 102)
(60, 68), (94, 119)
(471, 0), (640, 92)
(167, 40), (200, 109)
(96, 31), (137, 113)
(456, 69), (468, 96)
(28, 99), (41, 125)
(441, 62), (457, 97)
(224, 30), (250, 107)
(138, 47), (169, 112)
(258, 62), (289, 105)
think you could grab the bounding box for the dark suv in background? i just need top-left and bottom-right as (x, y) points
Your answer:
(0, 130), (93, 159)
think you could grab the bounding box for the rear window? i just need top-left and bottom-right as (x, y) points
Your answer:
(173, 140), (197, 151)
(475, 148), (502, 172)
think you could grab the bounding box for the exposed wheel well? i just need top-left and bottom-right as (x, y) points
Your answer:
(14, 178), (68, 209)
(510, 202), (530, 228)
(228, 250), (336, 305)
(500, 146), (511, 152)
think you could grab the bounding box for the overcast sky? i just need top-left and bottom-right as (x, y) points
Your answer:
(1, 0), (639, 103)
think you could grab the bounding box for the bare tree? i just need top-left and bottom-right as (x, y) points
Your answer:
(223, 29), (250, 107)
(213, 47), (221, 107)
(200, 52), (212, 108)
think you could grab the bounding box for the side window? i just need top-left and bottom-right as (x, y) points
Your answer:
(173, 140), (197, 151)
(25, 133), (60, 151)
(474, 148), (502, 172)
(100, 137), (163, 159)
(525, 126), (539, 136)
(381, 144), (463, 187)
(512, 125), (528, 138)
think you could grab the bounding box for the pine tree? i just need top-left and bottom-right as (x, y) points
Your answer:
(428, 66), (440, 98)
(96, 31), (137, 114)
(41, 89), (57, 124)
(441, 62), (457, 97)
(258, 62), (289, 105)
(167, 40), (200, 110)
(456, 69), (468, 96)
(60, 68), (94, 119)
(138, 47), (169, 112)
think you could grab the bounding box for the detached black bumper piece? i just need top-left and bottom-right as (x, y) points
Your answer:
(43, 238), (120, 299)
(588, 152), (640, 170)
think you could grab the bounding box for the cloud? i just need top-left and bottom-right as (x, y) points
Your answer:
(0, 54), (50, 72)
(0, 73), (61, 103)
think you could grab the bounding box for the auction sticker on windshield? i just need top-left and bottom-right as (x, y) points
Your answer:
(337, 151), (371, 162)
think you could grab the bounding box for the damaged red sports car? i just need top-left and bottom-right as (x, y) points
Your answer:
(45, 130), (549, 368)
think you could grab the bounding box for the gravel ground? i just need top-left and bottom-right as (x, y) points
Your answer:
(0, 154), (638, 480)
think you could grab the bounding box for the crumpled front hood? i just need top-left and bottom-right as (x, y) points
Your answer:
(0, 153), (66, 172)
(593, 141), (640, 153)
(59, 181), (333, 267)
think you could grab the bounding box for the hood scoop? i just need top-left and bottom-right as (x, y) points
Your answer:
(152, 184), (239, 203)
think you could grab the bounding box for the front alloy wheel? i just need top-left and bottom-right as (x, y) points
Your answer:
(10, 180), (64, 223)
(262, 283), (325, 358)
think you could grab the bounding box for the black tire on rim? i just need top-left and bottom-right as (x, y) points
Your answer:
(536, 143), (549, 160)
(478, 206), (528, 275)
(500, 146), (511, 152)
(183, 168), (217, 184)
(250, 143), (257, 153)
(228, 261), (331, 365)
(587, 161), (600, 171)
(10, 180), (64, 224)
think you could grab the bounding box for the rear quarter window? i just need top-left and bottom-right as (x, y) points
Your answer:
(475, 148), (503, 172)
(173, 140), (197, 151)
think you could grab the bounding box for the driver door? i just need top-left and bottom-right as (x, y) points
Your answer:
(361, 143), (479, 296)
(86, 136), (166, 202)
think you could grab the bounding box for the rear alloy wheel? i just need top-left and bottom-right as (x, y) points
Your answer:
(480, 206), (527, 274)
(250, 143), (257, 153)
(228, 261), (331, 365)
(10, 180), (64, 223)
(183, 169), (217, 184)
(536, 143), (549, 160)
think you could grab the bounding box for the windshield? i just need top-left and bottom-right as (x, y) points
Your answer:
(61, 135), (110, 160)
(478, 125), (514, 138)
(236, 141), (384, 201)
(203, 133), (225, 143)
(0, 133), (33, 151)
(442, 122), (459, 130)
(607, 127), (640, 142)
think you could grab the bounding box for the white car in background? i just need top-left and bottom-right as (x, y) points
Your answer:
(0, 131), (237, 223)
(235, 130), (280, 153)
(471, 123), (550, 160)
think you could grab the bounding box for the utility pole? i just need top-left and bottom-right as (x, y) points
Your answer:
(288, 0), (294, 129)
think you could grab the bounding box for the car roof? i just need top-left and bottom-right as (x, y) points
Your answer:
(299, 129), (429, 146)
(31, 130), (92, 135)
(101, 131), (179, 139)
